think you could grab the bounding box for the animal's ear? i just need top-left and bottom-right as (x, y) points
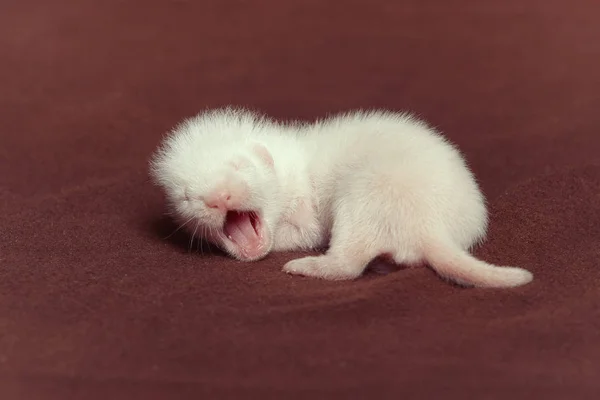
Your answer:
(253, 144), (274, 168)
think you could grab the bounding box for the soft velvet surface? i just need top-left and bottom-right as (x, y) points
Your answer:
(2, 1), (599, 398)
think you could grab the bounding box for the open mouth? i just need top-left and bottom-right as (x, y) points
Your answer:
(222, 210), (266, 260)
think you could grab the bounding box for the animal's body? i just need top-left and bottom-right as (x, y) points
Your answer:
(150, 108), (533, 288)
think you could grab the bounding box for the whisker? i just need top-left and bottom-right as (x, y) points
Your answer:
(197, 225), (204, 254)
(208, 228), (217, 255)
(206, 226), (213, 256)
(200, 226), (206, 256)
(162, 216), (195, 240)
(189, 220), (200, 253)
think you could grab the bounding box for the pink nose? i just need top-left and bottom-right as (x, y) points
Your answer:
(204, 191), (232, 213)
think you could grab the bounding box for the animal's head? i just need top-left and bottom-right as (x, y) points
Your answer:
(150, 108), (284, 261)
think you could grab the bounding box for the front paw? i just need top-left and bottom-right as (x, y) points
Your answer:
(282, 256), (361, 280)
(283, 256), (323, 277)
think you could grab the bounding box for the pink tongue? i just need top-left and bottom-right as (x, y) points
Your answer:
(223, 212), (258, 248)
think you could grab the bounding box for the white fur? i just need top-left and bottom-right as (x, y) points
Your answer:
(150, 107), (533, 288)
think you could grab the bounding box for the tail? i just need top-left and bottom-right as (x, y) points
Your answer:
(423, 236), (533, 288)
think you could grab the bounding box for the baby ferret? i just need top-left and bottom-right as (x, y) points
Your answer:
(150, 107), (533, 288)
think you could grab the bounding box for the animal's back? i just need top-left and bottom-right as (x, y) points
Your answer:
(301, 110), (488, 251)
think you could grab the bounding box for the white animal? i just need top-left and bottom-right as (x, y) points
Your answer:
(150, 107), (533, 288)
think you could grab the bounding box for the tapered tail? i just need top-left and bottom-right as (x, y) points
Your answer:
(424, 237), (533, 288)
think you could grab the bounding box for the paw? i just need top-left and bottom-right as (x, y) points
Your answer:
(282, 256), (362, 281)
(283, 256), (323, 277)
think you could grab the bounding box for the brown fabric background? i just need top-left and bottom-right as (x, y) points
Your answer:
(1, 0), (599, 399)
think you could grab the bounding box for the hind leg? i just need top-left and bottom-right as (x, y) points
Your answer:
(283, 197), (384, 280)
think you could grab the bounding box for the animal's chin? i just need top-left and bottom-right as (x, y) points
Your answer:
(217, 210), (269, 261)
